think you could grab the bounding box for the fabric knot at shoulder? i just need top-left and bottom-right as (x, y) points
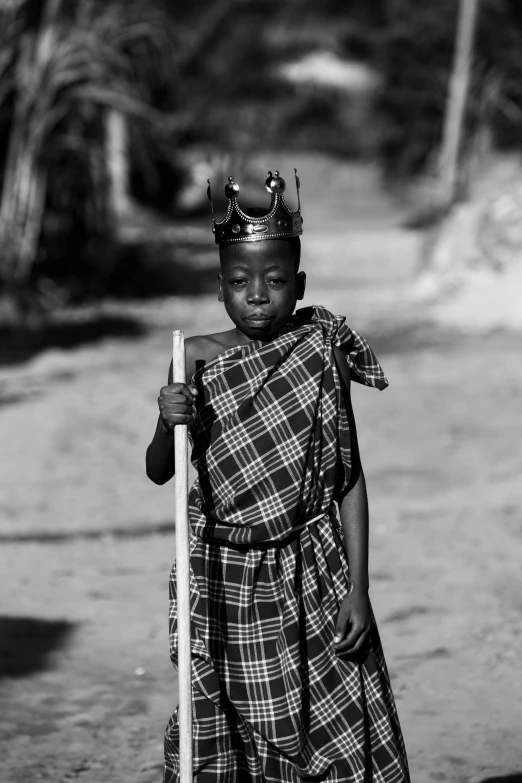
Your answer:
(293, 305), (389, 390)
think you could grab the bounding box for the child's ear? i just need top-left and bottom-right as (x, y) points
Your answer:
(217, 274), (224, 302)
(296, 271), (306, 301)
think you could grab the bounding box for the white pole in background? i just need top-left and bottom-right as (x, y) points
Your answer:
(172, 330), (193, 782)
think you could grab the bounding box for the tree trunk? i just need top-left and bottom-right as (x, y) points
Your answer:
(18, 163), (48, 282)
(437, 0), (480, 207)
(105, 107), (131, 221)
(0, 0), (61, 286)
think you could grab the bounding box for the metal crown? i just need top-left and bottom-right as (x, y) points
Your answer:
(207, 169), (303, 245)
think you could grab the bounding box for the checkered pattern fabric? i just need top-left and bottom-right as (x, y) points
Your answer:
(164, 306), (409, 783)
(187, 305), (388, 546)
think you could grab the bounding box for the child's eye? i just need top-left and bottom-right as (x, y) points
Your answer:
(268, 278), (287, 285)
(230, 279), (247, 286)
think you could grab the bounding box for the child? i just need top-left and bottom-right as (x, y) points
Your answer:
(146, 170), (410, 783)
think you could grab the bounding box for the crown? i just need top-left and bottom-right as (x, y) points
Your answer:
(207, 169), (303, 245)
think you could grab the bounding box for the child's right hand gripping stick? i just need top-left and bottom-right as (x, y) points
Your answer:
(158, 383), (198, 431)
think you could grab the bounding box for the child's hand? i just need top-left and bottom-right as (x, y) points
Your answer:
(158, 383), (198, 432)
(333, 585), (372, 656)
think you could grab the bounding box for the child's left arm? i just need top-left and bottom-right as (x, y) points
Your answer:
(331, 344), (372, 656)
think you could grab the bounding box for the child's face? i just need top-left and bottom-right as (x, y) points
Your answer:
(218, 240), (306, 339)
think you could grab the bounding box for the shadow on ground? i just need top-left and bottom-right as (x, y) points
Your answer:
(1, 238), (218, 367)
(0, 314), (445, 368)
(102, 240), (217, 299)
(0, 315), (147, 366)
(0, 616), (76, 679)
(0, 521), (175, 544)
(478, 776), (522, 783)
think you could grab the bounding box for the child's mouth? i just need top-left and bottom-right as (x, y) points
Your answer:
(245, 314), (273, 325)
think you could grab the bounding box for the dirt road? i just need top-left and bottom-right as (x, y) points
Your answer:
(1, 157), (521, 783)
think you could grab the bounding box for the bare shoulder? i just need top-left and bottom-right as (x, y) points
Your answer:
(186, 335), (220, 377)
(167, 330), (245, 383)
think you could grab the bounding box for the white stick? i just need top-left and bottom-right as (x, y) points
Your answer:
(172, 330), (193, 782)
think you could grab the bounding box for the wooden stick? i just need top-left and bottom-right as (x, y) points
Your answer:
(172, 330), (193, 782)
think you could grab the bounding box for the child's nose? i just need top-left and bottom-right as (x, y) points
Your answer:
(247, 283), (269, 304)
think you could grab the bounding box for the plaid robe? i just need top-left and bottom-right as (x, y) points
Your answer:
(164, 306), (410, 783)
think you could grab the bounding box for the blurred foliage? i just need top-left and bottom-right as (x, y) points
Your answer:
(174, 0), (380, 157)
(360, 0), (522, 178)
(183, 0), (522, 180)
(2, 0), (522, 315)
(146, 0), (522, 178)
(0, 0), (182, 292)
(0, 0), (233, 307)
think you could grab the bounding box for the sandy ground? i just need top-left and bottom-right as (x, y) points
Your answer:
(1, 157), (522, 783)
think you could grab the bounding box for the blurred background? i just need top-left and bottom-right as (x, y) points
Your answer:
(1, 1), (522, 781)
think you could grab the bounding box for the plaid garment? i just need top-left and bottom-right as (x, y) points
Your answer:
(164, 306), (409, 783)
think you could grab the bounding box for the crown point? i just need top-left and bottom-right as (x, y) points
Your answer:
(225, 177), (240, 198)
(265, 172), (286, 195)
